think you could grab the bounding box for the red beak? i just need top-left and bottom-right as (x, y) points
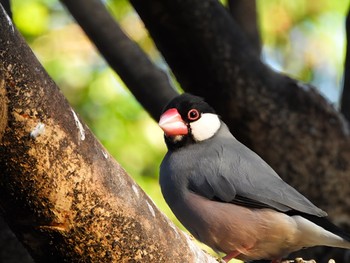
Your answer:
(159, 108), (188, 136)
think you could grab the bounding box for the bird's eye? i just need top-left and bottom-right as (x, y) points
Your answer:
(187, 109), (200, 121)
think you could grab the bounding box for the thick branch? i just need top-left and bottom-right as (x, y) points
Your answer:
(59, 0), (178, 120)
(0, 0), (11, 18)
(0, 7), (216, 263)
(130, 0), (350, 260)
(227, 0), (261, 55)
(340, 8), (350, 122)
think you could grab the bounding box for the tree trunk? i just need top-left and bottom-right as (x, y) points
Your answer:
(0, 6), (217, 263)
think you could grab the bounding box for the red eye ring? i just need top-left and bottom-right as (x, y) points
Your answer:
(187, 109), (200, 121)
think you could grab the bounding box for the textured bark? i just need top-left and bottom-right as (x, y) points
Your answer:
(59, 0), (177, 120)
(0, 0), (11, 18)
(0, 7), (217, 263)
(130, 1), (350, 262)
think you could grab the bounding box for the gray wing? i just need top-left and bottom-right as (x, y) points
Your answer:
(188, 133), (327, 217)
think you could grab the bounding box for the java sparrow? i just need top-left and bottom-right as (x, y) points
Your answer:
(158, 93), (350, 262)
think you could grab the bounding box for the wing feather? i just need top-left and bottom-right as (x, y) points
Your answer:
(188, 124), (326, 217)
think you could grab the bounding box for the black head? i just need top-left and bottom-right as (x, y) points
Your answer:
(159, 93), (221, 150)
(163, 93), (216, 121)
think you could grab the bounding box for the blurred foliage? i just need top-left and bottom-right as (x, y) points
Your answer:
(8, 0), (349, 260)
(258, 0), (349, 103)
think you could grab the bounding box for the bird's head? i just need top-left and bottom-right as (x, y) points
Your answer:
(159, 93), (221, 150)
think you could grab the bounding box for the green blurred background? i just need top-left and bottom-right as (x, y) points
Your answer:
(9, 0), (350, 259)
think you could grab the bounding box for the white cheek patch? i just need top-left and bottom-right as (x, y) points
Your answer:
(190, 113), (221, 141)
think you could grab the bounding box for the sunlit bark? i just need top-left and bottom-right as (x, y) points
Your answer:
(0, 6), (216, 263)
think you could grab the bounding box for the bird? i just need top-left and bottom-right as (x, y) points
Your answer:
(158, 93), (350, 263)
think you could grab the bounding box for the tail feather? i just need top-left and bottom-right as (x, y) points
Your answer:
(290, 212), (350, 249)
(300, 213), (350, 243)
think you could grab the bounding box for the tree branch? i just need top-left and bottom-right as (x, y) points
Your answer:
(340, 7), (350, 122)
(130, 0), (350, 260)
(59, 0), (178, 120)
(0, 0), (11, 18)
(227, 0), (261, 55)
(0, 7), (216, 262)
